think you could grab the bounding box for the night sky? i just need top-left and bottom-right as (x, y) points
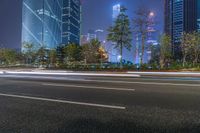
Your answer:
(0, 0), (164, 52)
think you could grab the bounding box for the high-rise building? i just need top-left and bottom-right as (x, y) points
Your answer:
(164, 0), (200, 59)
(109, 4), (121, 62)
(22, 0), (63, 51)
(22, 0), (81, 52)
(113, 4), (121, 20)
(87, 29), (96, 41)
(95, 29), (104, 42)
(62, 0), (81, 45)
(164, 0), (171, 35)
(80, 35), (88, 45)
(146, 12), (158, 63)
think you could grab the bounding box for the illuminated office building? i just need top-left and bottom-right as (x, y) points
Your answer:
(22, 0), (81, 52)
(109, 4), (121, 62)
(164, 0), (200, 59)
(62, 0), (81, 45)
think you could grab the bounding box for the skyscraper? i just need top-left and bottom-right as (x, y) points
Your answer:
(22, 0), (81, 52)
(113, 4), (121, 20)
(109, 4), (121, 62)
(87, 29), (96, 41)
(164, 0), (171, 35)
(164, 0), (200, 59)
(95, 29), (104, 42)
(22, 0), (63, 51)
(146, 12), (158, 63)
(62, 0), (81, 45)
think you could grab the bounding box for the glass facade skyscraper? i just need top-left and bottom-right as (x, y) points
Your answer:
(165, 0), (199, 59)
(197, 0), (200, 31)
(109, 4), (121, 63)
(22, 0), (81, 52)
(62, 0), (81, 45)
(172, 0), (184, 44)
(22, 0), (63, 51)
(113, 4), (121, 20)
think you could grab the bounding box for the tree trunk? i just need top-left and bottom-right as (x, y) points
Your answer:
(140, 34), (145, 66)
(160, 58), (164, 69)
(183, 55), (186, 67)
(193, 56), (198, 66)
(120, 43), (123, 69)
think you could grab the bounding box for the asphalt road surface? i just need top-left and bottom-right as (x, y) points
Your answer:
(0, 73), (200, 133)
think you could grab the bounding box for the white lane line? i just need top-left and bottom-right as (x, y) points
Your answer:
(128, 71), (200, 75)
(1, 75), (199, 87)
(125, 81), (200, 87)
(81, 80), (200, 87)
(43, 83), (135, 92)
(2, 71), (140, 77)
(0, 93), (126, 110)
(52, 78), (200, 87)
(0, 75), (82, 81)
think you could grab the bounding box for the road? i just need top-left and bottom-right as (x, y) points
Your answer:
(0, 72), (200, 133)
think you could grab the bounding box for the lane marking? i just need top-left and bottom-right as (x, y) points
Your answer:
(128, 71), (200, 75)
(43, 83), (135, 92)
(90, 76), (200, 82)
(1, 71), (140, 77)
(0, 75), (81, 81)
(40, 78), (200, 87)
(0, 93), (126, 110)
(81, 80), (200, 87)
(1, 75), (199, 87)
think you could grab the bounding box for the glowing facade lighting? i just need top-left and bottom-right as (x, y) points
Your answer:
(22, 0), (81, 52)
(22, 0), (63, 51)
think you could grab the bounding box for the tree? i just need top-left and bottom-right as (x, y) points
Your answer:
(22, 42), (35, 65)
(149, 44), (160, 66)
(133, 7), (153, 65)
(180, 32), (192, 67)
(191, 32), (200, 65)
(107, 6), (132, 69)
(48, 49), (57, 67)
(0, 49), (17, 65)
(82, 39), (101, 64)
(4, 49), (17, 65)
(160, 34), (172, 69)
(98, 46), (108, 66)
(0, 48), (6, 65)
(63, 43), (82, 63)
(36, 47), (47, 66)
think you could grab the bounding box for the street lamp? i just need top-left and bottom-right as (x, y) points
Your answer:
(149, 11), (154, 17)
(117, 55), (122, 61)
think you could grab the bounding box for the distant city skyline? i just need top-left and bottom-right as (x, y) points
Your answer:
(0, 0), (163, 49)
(0, 0), (164, 62)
